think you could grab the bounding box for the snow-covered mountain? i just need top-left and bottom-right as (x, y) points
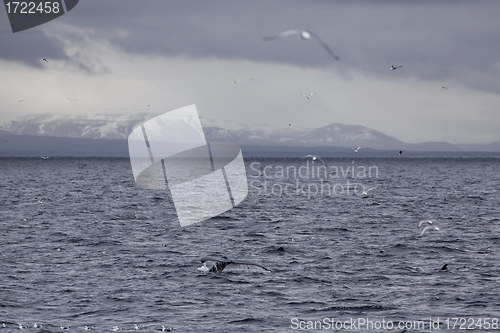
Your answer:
(1, 114), (150, 140)
(203, 123), (407, 150)
(1, 114), (499, 152)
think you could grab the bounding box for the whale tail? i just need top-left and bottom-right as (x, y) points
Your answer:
(200, 256), (271, 272)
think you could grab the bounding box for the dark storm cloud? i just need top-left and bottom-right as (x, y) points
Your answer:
(2, 1), (500, 91)
(0, 31), (68, 67)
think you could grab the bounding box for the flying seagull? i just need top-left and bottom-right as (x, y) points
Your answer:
(288, 123), (291, 126)
(399, 150), (403, 156)
(352, 147), (361, 153)
(418, 220), (434, 228)
(264, 29), (340, 61)
(199, 256), (271, 272)
(420, 226), (440, 235)
(361, 187), (377, 195)
(388, 61), (402, 70)
(442, 86), (448, 90)
(300, 93), (316, 99)
(35, 197), (49, 204)
(233, 78), (243, 84)
(18, 100), (23, 103)
(42, 58), (48, 62)
(303, 154), (327, 168)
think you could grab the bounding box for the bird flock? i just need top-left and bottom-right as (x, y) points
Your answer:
(1, 322), (174, 331)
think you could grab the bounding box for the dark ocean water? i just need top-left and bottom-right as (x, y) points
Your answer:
(1, 157), (499, 332)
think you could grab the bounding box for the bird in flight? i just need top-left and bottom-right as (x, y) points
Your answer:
(352, 147), (361, 153)
(399, 150), (404, 156)
(264, 29), (340, 61)
(420, 226), (440, 235)
(42, 58), (48, 63)
(300, 93), (316, 99)
(388, 61), (402, 70)
(361, 187), (377, 195)
(233, 78), (244, 84)
(442, 86), (448, 90)
(18, 100), (23, 103)
(35, 197), (49, 204)
(303, 154), (327, 168)
(418, 219), (440, 235)
(418, 220), (434, 228)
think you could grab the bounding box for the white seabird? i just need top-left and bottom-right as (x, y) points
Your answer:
(264, 29), (340, 61)
(420, 226), (440, 235)
(388, 62), (402, 70)
(361, 187), (377, 195)
(418, 220), (434, 228)
(303, 154), (327, 168)
(300, 93), (316, 99)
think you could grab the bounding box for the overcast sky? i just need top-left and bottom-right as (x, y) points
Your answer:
(1, 0), (500, 143)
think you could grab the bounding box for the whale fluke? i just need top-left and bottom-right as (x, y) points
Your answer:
(200, 256), (271, 272)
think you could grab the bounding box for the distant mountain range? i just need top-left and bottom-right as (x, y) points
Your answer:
(0, 114), (499, 156)
(1, 113), (148, 140)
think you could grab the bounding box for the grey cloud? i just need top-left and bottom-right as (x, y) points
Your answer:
(2, 1), (500, 92)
